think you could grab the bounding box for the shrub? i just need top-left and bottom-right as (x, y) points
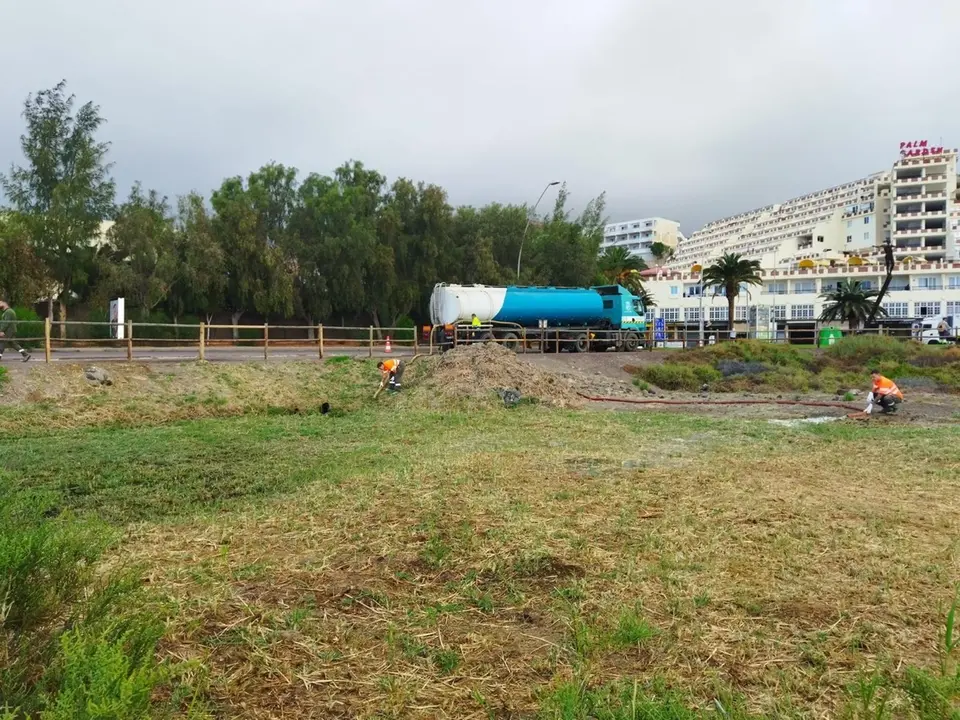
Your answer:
(0, 495), (167, 716)
(676, 340), (808, 369)
(824, 335), (911, 367)
(392, 315), (416, 342)
(636, 363), (721, 391)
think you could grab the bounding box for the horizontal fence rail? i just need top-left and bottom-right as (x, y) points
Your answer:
(0, 318), (950, 365)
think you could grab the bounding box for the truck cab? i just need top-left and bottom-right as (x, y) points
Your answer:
(918, 315), (958, 344)
(592, 285), (646, 331)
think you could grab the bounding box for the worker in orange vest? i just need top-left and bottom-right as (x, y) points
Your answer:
(865, 369), (903, 414)
(377, 358), (404, 393)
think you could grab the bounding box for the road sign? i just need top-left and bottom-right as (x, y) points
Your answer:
(654, 317), (665, 341)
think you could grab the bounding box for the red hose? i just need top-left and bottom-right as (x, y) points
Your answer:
(576, 393), (863, 412)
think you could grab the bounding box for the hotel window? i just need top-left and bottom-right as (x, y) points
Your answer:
(709, 306), (728, 321)
(949, 276), (960, 289)
(791, 305), (814, 320)
(947, 301), (960, 315)
(847, 235), (852, 243)
(916, 276), (942, 290)
(882, 302), (910, 318)
(735, 305), (747, 321)
(864, 216), (870, 224)
(660, 307), (680, 322)
(686, 307), (701, 321)
(917, 302), (941, 317)
(794, 281), (816, 294)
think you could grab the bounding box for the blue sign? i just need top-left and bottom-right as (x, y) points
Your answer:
(654, 317), (665, 341)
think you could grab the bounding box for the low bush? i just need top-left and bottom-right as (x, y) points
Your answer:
(673, 340), (809, 369)
(824, 335), (911, 367)
(635, 363), (721, 391)
(0, 495), (170, 717)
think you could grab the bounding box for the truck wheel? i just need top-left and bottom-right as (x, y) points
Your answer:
(500, 331), (520, 352)
(623, 332), (640, 352)
(572, 333), (589, 353)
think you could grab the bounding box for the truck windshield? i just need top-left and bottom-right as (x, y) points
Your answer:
(633, 299), (645, 315)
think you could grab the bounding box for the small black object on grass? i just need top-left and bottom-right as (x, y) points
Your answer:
(321, 402), (331, 415)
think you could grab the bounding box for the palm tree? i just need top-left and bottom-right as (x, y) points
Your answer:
(598, 246), (647, 285)
(818, 279), (884, 331)
(702, 253), (762, 334)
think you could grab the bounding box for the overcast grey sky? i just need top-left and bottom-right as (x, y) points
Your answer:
(2, 0), (958, 232)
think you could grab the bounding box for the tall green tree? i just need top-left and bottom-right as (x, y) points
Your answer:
(0, 213), (48, 306)
(98, 184), (178, 318)
(211, 176), (294, 336)
(0, 80), (115, 335)
(702, 252), (762, 332)
(819, 279), (884, 331)
(525, 187), (606, 287)
(169, 192), (226, 328)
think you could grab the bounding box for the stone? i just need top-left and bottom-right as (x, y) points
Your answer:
(84, 366), (112, 386)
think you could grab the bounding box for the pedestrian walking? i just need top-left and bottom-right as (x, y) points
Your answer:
(0, 299), (31, 363)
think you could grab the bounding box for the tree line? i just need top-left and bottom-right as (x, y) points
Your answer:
(0, 81), (646, 337)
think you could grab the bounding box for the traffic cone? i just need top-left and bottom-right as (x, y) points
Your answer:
(385, 335), (392, 353)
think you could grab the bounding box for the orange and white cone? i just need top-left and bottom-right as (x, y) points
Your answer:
(385, 335), (392, 353)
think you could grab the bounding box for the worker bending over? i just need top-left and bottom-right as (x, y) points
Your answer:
(865, 369), (903, 414)
(377, 358), (405, 393)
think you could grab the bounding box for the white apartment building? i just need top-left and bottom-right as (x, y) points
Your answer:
(645, 262), (960, 341)
(643, 142), (960, 339)
(601, 217), (683, 264)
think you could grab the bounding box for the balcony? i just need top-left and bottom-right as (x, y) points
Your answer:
(894, 175), (923, 185)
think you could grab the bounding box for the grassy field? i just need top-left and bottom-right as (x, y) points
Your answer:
(3, 377), (960, 718)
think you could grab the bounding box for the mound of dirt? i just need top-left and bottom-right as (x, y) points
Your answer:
(413, 343), (584, 407)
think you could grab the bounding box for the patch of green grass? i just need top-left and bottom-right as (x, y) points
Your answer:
(609, 605), (658, 649)
(431, 648), (462, 675)
(0, 366), (8, 387)
(538, 677), (759, 719)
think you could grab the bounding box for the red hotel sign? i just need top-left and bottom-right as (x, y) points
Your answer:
(900, 140), (944, 157)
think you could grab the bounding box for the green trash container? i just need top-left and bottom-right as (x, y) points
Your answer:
(818, 327), (843, 347)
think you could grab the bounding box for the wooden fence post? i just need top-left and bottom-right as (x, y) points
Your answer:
(44, 316), (51, 363)
(368, 326), (374, 358)
(199, 322), (206, 362)
(429, 327), (434, 355)
(263, 323), (269, 361)
(126, 320), (133, 361)
(318, 324), (324, 359)
(413, 327), (419, 355)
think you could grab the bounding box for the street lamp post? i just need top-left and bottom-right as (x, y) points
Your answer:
(516, 181), (561, 281)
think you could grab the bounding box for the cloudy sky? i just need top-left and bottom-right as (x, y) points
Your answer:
(1, 0), (958, 232)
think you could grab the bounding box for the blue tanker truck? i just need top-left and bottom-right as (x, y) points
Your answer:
(427, 283), (647, 352)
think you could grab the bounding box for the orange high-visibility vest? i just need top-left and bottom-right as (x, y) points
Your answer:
(872, 375), (903, 400)
(381, 359), (401, 373)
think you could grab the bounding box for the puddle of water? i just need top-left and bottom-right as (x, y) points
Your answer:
(768, 415), (844, 428)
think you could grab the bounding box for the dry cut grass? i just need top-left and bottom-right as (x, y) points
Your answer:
(104, 408), (960, 718)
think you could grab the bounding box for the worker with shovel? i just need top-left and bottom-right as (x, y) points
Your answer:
(375, 358), (404, 397)
(864, 369), (903, 414)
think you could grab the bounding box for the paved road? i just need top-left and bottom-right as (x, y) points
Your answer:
(1, 344), (418, 368)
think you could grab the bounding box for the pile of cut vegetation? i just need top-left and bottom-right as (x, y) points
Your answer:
(629, 337), (960, 394)
(413, 342), (582, 407)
